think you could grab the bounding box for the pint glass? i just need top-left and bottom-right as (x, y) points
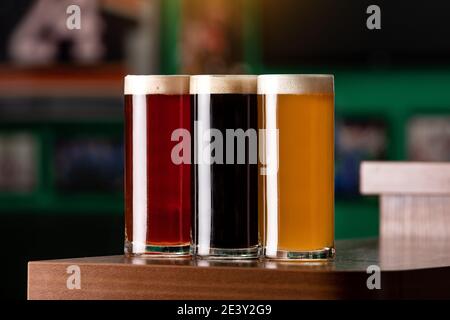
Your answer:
(258, 75), (335, 260)
(191, 75), (259, 259)
(124, 75), (191, 256)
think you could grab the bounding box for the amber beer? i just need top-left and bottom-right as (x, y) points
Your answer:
(258, 75), (335, 260)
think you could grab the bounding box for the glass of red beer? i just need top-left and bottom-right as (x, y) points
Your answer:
(124, 75), (191, 256)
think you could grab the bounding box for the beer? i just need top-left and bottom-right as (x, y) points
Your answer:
(258, 75), (335, 260)
(124, 75), (191, 256)
(191, 75), (259, 259)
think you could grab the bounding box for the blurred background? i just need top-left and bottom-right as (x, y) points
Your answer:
(0, 0), (450, 299)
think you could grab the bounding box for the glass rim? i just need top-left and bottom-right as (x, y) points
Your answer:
(124, 75), (190, 95)
(257, 74), (334, 95)
(190, 75), (257, 95)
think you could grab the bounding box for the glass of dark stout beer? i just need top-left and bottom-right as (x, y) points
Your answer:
(124, 75), (191, 257)
(190, 75), (260, 259)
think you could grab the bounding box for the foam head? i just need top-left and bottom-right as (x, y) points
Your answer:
(257, 74), (334, 95)
(190, 75), (257, 94)
(124, 75), (190, 95)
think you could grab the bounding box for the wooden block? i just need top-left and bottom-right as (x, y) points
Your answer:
(360, 161), (450, 195)
(360, 161), (450, 239)
(380, 195), (450, 239)
(28, 239), (450, 300)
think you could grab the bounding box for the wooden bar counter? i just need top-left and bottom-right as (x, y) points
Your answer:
(28, 238), (450, 299)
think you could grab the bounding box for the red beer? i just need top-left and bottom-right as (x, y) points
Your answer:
(124, 75), (191, 256)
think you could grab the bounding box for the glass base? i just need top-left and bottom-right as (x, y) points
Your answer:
(194, 245), (260, 260)
(265, 247), (335, 261)
(124, 240), (191, 258)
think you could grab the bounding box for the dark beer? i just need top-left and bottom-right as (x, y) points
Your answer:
(191, 75), (259, 259)
(124, 75), (191, 256)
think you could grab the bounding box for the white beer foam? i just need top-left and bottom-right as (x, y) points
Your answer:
(257, 74), (334, 95)
(190, 75), (257, 94)
(124, 75), (190, 95)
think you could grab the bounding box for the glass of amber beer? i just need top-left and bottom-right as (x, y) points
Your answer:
(258, 75), (335, 260)
(124, 75), (191, 257)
